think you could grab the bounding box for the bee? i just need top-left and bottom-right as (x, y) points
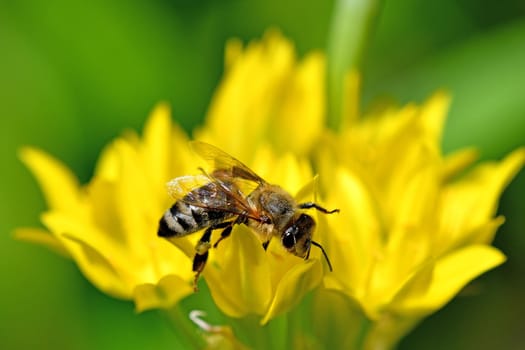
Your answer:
(158, 141), (339, 290)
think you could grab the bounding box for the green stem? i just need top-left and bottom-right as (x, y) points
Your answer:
(162, 306), (207, 349)
(326, 0), (384, 130)
(230, 315), (272, 350)
(354, 315), (373, 350)
(288, 293), (326, 349)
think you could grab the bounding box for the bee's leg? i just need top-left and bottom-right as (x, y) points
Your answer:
(212, 225), (233, 249)
(262, 240), (270, 251)
(298, 202), (340, 214)
(192, 227), (213, 291)
(212, 216), (245, 249)
(193, 221), (236, 290)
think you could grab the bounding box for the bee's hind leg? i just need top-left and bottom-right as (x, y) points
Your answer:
(193, 221), (237, 291)
(192, 227), (213, 291)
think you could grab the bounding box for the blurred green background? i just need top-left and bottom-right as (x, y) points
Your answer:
(1, 0), (524, 349)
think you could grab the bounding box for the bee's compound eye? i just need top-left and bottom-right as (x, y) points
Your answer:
(282, 227), (296, 249)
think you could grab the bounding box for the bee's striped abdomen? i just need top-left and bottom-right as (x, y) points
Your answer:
(158, 200), (232, 238)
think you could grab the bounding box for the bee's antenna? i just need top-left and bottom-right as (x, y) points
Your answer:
(310, 240), (333, 272)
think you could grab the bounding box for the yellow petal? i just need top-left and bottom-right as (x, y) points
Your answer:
(468, 216), (505, 245)
(41, 210), (134, 297)
(377, 123), (440, 231)
(198, 30), (295, 161)
(365, 163), (440, 306)
(261, 259), (322, 324)
(19, 147), (80, 213)
(133, 274), (193, 312)
(419, 91), (450, 144)
(272, 52), (325, 155)
(447, 216), (505, 250)
(84, 176), (126, 243)
(142, 103), (173, 189)
(141, 103), (195, 187)
(14, 227), (70, 257)
(113, 140), (157, 253)
(442, 147), (479, 182)
(437, 147), (525, 253)
(325, 167), (381, 301)
(224, 37), (243, 70)
(392, 245), (506, 314)
(60, 233), (132, 298)
(388, 158), (439, 232)
(205, 226), (272, 318)
(294, 175), (319, 203)
(93, 139), (120, 181)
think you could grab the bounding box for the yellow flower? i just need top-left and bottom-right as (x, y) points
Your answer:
(16, 105), (200, 311)
(17, 29), (524, 348)
(316, 90), (525, 347)
(17, 31), (332, 324)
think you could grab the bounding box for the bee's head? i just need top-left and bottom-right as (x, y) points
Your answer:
(281, 213), (315, 258)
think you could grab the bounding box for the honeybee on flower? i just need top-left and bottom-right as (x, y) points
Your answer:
(158, 141), (338, 290)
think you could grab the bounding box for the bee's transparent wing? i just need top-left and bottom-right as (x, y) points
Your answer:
(166, 174), (211, 201)
(190, 141), (266, 185)
(166, 173), (263, 220)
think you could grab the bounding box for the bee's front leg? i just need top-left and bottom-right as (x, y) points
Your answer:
(213, 216), (245, 249)
(298, 202), (340, 214)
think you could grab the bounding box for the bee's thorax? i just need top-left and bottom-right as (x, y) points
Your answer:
(248, 184), (296, 233)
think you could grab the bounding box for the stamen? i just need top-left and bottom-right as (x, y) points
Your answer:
(189, 310), (223, 333)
